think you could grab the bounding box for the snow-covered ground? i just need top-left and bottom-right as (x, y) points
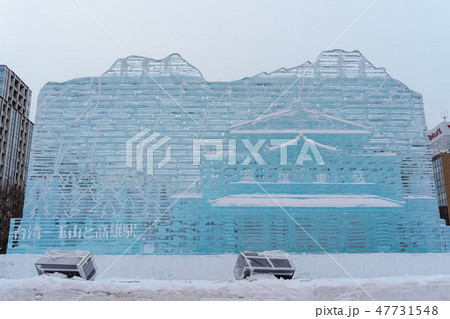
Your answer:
(1, 274), (450, 301)
(4, 253), (450, 281)
(2, 253), (450, 300)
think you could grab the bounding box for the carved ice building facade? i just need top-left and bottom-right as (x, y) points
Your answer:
(8, 50), (448, 254)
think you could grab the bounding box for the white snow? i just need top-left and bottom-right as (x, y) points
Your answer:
(1, 274), (450, 300)
(35, 250), (91, 266)
(170, 192), (203, 199)
(210, 194), (403, 208)
(3, 253), (450, 281)
(2, 253), (450, 300)
(233, 129), (371, 135)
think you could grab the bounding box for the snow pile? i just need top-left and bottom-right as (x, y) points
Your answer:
(3, 253), (450, 281)
(1, 274), (450, 301)
(3, 253), (450, 300)
(35, 250), (91, 265)
(210, 194), (402, 208)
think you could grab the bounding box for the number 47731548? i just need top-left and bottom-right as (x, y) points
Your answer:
(375, 306), (438, 316)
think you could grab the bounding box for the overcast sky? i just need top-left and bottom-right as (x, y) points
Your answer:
(1, 0), (449, 128)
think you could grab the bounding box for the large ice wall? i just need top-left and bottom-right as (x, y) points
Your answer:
(8, 50), (449, 254)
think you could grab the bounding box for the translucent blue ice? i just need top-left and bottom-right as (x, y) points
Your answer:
(8, 50), (449, 254)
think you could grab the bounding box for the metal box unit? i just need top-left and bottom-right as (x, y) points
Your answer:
(35, 250), (97, 280)
(233, 252), (295, 280)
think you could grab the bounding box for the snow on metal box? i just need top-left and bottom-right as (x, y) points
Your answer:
(35, 250), (97, 280)
(234, 252), (295, 280)
(8, 50), (449, 254)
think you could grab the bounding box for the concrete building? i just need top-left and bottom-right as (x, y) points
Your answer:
(429, 121), (450, 225)
(0, 65), (33, 254)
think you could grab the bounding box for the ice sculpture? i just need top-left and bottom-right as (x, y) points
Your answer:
(8, 50), (449, 254)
